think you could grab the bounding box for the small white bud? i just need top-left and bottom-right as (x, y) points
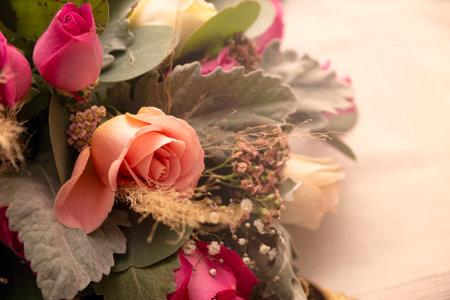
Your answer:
(207, 241), (221, 256)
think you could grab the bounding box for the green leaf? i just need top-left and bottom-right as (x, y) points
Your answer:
(49, 94), (77, 184)
(177, 1), (260, 62)
(0, 0), (109, 41)
(0, 244), (44, 300)
(260, 41), (355, 130)
(100, 25), (174, 82)
(325, 109), (358, 133)
(113, 211), (191, 272)
(325, 133), (357, 160)
(17, 88), (50, 122)
(1, 146), (130, 300)
(208, 0), (242, 10)
(100, 0), (135, 69)
(208, 0), (276, 39)
(95, 253), (179, 300)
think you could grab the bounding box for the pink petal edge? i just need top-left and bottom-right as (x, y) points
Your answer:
(54, 147), (115, 233)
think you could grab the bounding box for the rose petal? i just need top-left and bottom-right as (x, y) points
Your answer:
(168, 253), (193, 300)
(182, 247), (238, 300)
(126, 131), (184, 168)
(6, 45), (32, 103)
(91, 115), (163, 190)
(196, 242), (258, 299)
(127, 113), (204, 190)
(54, 147), (115, 233)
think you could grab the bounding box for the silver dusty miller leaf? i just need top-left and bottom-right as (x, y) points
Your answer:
(1, 151), (130, 300)
(260, 41), (355, 132)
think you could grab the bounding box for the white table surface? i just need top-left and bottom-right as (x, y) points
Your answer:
(282, 0), (450, 299)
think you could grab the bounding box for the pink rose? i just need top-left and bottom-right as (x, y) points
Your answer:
(169, 242), (258, 300)
(33, 3), (103, 92)
(54, 107), (205, 233)
(256, 0), (284, 53)
(0, 206), (24, 258)
(321, 62), (356, 119)
(0, 31), (32, 107)
(200, 47), (240, 75)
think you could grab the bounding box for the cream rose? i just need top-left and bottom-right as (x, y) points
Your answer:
(281, 154), (345, 230)
(128, 0), (217, 48)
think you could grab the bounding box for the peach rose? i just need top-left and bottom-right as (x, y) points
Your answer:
(281, 154), (345, 230)
(54, 107), (204, 233)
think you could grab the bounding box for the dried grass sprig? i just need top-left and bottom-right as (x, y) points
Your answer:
(116, 184), (238, 241)
(0, 104), (27, 173)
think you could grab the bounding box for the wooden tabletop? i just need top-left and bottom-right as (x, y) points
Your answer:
(283, 0), (450, 299)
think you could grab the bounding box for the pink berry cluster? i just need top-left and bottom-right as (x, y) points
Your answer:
(67, 105), (106, 152)
(228, 32), (261, 72)
(231, 128), (290, 225)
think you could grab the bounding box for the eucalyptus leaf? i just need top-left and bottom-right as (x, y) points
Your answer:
(325, 133), (357, 160)
(100, 25), (174, 82)
(1, 146), (130, 300)
(324, 109), (358, 133)
(95, 253), (179, 300)
(49, 94), (77, 184)
(17, 89), (50, 122)
(0, 0), (109, 41)
(177, 1), (260, 62)
(260, 41), (354, 128)
(113, 211), (191, 272)
(100, 0), (135, 69)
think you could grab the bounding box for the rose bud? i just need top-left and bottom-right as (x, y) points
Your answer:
(33, 2), (103, 92)
(0, 31), (32, 107)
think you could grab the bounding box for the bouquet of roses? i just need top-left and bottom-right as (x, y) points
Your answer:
(0, 0), (356, 299)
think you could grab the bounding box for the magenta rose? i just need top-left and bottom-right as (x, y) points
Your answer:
(0, 206), (24, 258)
(169, 242), (258, 300)
(321, 62), (356, 119)
(200, 47), (240, 75)
(0, 31), (31, 107)
(33, 2), (103, 92)
(256, 0), (284, 53)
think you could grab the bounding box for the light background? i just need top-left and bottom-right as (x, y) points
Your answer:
(282, 0), (450, 299)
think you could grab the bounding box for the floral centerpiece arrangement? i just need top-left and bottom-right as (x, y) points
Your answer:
(0, 0), (357, 299)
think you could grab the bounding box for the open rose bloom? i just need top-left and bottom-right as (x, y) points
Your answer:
(54, 107), (205, 233)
